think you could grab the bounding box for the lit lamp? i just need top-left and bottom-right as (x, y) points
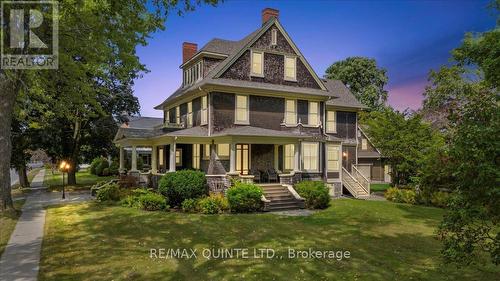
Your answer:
(342, 151), (348, 158)
(59, 160), (71, 199)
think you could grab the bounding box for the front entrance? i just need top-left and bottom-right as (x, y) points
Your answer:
(236, 144), (249, 175)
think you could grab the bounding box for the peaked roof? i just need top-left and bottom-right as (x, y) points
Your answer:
(324, 80), (367, 109)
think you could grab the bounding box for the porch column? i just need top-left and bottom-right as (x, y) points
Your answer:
(131, 145), (138, 171)
(294, 142), (301, 172)
(169, 142), (176, 172)
(229, 142), (236, 173)
(151, 145), (158, 174)
(119, 146), (125, 172)
(274, 144), (279, 170)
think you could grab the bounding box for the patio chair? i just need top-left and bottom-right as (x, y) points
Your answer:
(251, 169), (261, 183)
(267, 168), (278, 183)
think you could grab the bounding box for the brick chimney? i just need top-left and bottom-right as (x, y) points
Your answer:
(182, 42), (198, 64)
(262, 8), (279, 25)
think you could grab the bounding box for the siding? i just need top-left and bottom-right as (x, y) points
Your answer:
(328, 111), (357, 139)
(249, 95), (284, 130)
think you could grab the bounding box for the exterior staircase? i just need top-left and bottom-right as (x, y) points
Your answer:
(342, 166), (370, 199)
(260, 184), (304, 211)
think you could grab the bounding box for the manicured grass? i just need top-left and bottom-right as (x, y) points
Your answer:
(0, 200), (25, 256)
(44, 169), (116, 191)
(39, 200), (499, 280)
(370, 183), (391, 193)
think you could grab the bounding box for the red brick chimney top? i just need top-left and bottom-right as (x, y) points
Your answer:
(262, 8), (279, 25)
(182, 42), (198, 64)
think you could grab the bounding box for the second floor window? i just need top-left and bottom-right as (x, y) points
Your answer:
(175, 106), (180, 124)
(361, 138), (368, 150)
(284, 56), (296, 81)
(235, 95), (249, 124)
(285, 99), (296, 125)
(165, 110), (170, 124)
(309, 101), (319, 126)
(187, 102), (193, 127)
(326, 110), (336, 133)
(201, 95), (208, 125)
(251, 50), (263, 76)
(183, 61), (203, 87)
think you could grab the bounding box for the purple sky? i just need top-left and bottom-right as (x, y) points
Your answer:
(134, 0), (496, 117)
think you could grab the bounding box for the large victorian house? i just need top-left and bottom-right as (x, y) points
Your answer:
(114, 8), (389, 208)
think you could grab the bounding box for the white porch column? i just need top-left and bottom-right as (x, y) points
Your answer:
(229, 142), (236, 173)
(131, 145), (138, 171)
(151, 145), (158, 174)
(169, 142), (176, 172)
(274, 144), (279, 170)
(294, 142), (301, 172)
(119, 146), (125, 172)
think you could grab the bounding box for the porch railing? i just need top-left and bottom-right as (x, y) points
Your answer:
(352, 165), (370, 195)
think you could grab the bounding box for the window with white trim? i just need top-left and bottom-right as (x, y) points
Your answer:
(251, 50), (263, 76)
(175, 148), (182, 166)
(326, 110), (336, 133)
(285, 99), (297, 125)
(235, 95), (249, 124)
(165, 110), (170, 124)
(327, 144), (340, 171)
(302, 142), (319, 171)
(187, 101), (193, 127)
(284, 56), (296, 81)
(236, 144), (249, 175)
(284, 144), (295, 171)
(217, 144), (230, 159)
(361, 139), (368, 150)
(271, 29), (277, 46)
(183, 60), (203, 87)
(192, 144), (200, 169)
(308, 101), (319, 126)
(201, 95), (208, 125)
(175, 106), (180, 124)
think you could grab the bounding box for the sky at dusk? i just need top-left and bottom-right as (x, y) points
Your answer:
(134, 0), (496, 117)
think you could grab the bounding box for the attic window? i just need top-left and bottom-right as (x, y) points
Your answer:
(251, 50), (264, 77)
(284, 56), (296, 81)
(271, 29), (277, 46)
(183, 60), (203, 87)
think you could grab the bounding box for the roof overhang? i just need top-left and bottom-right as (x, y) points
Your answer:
(179, 51), (228, 68)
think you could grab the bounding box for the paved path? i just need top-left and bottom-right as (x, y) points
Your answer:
(0, 170), (92, 281)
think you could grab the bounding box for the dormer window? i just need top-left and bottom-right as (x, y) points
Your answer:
(271, 29), (277, 46)
(284, 55), (296, 81)
(251, 50), (264, 77)
(183, 60), (203, 87)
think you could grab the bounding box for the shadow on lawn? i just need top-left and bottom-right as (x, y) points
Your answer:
(39, 202), (498, 281)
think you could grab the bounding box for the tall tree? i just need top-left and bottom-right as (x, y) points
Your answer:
(325, 57), (388, 110)
(0, 0), (219, 211)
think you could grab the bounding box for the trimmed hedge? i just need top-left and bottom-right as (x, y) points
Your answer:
(158, 170), (208, 207)
(138, 193), (168, 211)
(294, 181), (330, 209)
(226, 182), (263, 213)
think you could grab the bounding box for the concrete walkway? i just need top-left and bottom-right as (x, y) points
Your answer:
(0, 170), (92, 281)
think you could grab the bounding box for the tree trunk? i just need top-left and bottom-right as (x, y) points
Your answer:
(67, 119), (82, 185)
(17, 163), (29, 188)
(0, 71), (21, 211)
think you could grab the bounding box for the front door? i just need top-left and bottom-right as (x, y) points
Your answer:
(236, 144), (249, 175)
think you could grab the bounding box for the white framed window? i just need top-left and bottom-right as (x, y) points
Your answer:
(285, 99), (297, 125)
(175, 148), (182, 166)
(308, 101), (319, 126)
(187, 101), (193, 127)
(165, 110), (170, 124)
(326, 110), (336, 133)
(217, 144), (230, 159)
(201, 95), (208, 125)
(284, 144), (295, 171)
(271, 29), (277, 46)
(251, 50), (264, 76)
(361, 139), (368, 150)
(302, 142), (319, 171)
(284, 56), (296, 81)
(175, 106), (180, 124)
(183, 61), (203, 87)
(192, 144), (200, 169)
(158, 148), (164, 167)
(327, 144), (340, 171)
(236, 144), (250, 175)
(235, 95), (249, 124)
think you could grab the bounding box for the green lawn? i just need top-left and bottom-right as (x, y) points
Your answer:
(44, 169), (116, 191)
(370, 183), (391, 193)
(0, 200), (25, 256)
(39, 200), (498, 280)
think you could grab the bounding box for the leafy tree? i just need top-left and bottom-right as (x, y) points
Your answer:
(325, 57), (388, 110)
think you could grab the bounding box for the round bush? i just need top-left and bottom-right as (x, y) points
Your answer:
(109, 161), (120, 175)
(138, 193), (168, 211)
(226, 182), (263, 213)
(197, 194), (229, 214)
(96, 184), (121, 202)
(90, 157), (103, 175)
(294, 181), (330, 209)
(384, 187), (417, 204)
(158, 170), (207, 207)
(95, 160), (109, 176)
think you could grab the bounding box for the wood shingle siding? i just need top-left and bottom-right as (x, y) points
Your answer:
(212, 92), (235, 132)
(249, 95), (284, 130)
(327, 111), (356, 139)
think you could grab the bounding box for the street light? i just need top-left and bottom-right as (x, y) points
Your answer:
(59, 160), (70, 199)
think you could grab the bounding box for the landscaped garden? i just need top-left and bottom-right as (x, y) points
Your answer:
(38, 199), (499, 280)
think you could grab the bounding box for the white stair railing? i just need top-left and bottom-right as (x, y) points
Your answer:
(352, 165), (370, 195)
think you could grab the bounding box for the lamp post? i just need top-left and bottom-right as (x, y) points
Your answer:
(59, 160), (71, 199)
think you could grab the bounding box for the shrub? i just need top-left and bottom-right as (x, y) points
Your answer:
(158, 170), (207, 207)
(294, 181), (330, 209)
(181, 198), (199, 213)
(102, 168), (110, 176)
(430, 191), (450, 208)
(109, 161), (120, 175)
(197, 194), (229, 214)
(226, 182), (263, 213)
(96, 160), (109, 176)
(120, 188), (150, 208)
(138, 193), (168, 211)
(385, 187), (417, 204)
(96, 183), (121, 202)
(90, 157), (102, 175)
